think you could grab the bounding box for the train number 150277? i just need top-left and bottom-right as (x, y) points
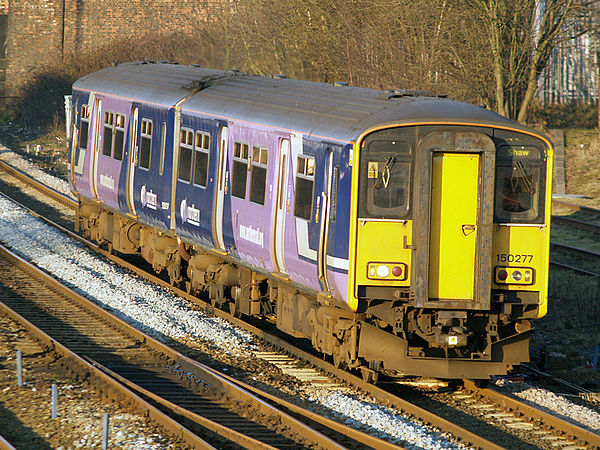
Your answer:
(495, 253), (533, 263)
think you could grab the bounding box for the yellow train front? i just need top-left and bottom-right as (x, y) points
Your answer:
(347, 124), (552, 379)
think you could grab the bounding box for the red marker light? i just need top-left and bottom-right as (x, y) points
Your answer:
(392, 266), (403, 277)
(497, 269), (508, 281)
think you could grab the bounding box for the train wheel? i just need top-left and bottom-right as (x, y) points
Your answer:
(332, 343), (347, 370)
(360, 366), (379, 384)
(229, 300), (242, 318)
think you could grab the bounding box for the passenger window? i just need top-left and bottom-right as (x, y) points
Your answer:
(231, 141), (249, 199)
(294, 155), (315, 220)
(113, 114), (125, 161)
(193, 131), (210, 187)
(159, 122), (167, 176)
(178, 128), (193, 182)
(250, 146), (268, 205)
(79, 105), (90, 150)
(139, 119), (152, 170)
(102, 111), (114, 157)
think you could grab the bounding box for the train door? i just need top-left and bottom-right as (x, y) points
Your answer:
(428, 153), (479, 300)
(68, 95), (79, 188)
(413, 130), (495, 310)
(91, 98), (102, 199)
(317, 150), (334, 292)
(213, 125), (228, 253)
(272, 138), (290, 274)
(126, 106), (139, 216)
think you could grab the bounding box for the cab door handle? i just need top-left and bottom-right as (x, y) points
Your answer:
(462, 224), (476, 236)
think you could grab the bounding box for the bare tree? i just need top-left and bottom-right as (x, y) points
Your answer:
(200, 0), (598, 124)
(457, 0), (593, 122)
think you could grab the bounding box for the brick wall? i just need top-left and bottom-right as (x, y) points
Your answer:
(5, 0), (223, 97)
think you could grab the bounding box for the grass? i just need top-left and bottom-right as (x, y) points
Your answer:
(561, 129), (600, 207)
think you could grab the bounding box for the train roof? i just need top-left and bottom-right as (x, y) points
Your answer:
(73, 61), (543, 145)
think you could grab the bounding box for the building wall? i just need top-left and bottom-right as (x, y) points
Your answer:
(5, 0), (222, 98)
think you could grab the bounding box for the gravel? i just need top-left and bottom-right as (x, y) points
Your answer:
(0, 148), (73, 198)
(494, 377), (600, 432)
(0, 147), (469, 449)
(4, 142), (600, 447)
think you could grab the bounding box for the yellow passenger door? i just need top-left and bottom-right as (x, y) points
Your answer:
(428, 153), (479, 301)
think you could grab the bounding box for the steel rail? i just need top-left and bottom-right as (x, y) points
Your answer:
(549, 260), (600, 277)
(0, 244), (212, 449)
(0, 239), (370, 450)
(202, 364), (403, 450)
(464, 380), (600, 448)
(552, 199), (600, 215)
(0, 434), (17, 450)
(551, 214), (600, 234)
(0, 159), (77, 209)
(0, 170), (500, 449)
(79, 243), (502, 448)
(550, 241), (600, 260)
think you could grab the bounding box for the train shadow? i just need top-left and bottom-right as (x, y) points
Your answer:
(0, 402), (51, 449)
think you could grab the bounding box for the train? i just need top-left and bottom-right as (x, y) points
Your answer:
(67, 61), (553, 380)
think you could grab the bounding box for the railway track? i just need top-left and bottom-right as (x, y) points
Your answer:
(549, 199), (600, 276)
(461, 381), (600, 449)
(549, 242), (600, 276)
(2, 156), (600, 448)
(0, 240), (400, 449)
(0, 159), (77, 210)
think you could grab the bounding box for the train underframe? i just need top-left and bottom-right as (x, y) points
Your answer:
(77, 200), (532, 381)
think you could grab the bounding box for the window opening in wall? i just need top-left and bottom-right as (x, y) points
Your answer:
(102, 111), (114, 157)
(178, 128), (193, 182)
(294, 155), (315, 220)
(193, 131), (210, 188)
(231, 141), (249, 199)
(139, 119), (152, 170)
(159, 122), (167, 176)
(250, 146), (268, 205)
(113, 114), (125, 161)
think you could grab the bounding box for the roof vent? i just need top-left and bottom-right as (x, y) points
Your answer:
(381, 89), (446, 100)
(334, 81), (349, 87)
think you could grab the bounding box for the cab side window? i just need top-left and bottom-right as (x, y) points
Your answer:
(79, 105), (90, 150)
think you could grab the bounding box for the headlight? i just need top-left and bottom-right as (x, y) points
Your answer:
(367, 262), (407, 280)
(376, 265), (390, 278)
(495, 267), (534, 285)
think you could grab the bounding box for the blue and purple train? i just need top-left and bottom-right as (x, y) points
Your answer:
(69, 62), (553, 380)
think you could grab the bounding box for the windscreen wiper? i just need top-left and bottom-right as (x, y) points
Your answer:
(374, 156), (395, 189)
